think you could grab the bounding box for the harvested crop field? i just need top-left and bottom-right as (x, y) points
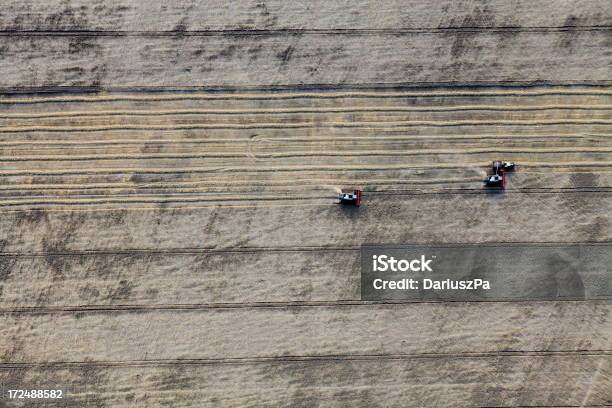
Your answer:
(0, 1), (611, 407)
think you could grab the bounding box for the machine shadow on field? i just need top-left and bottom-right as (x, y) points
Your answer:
(337, 203), (361, 220)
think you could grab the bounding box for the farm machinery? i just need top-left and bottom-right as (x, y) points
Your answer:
(484, 161), (516, 189)
(338, 189), (362, 207)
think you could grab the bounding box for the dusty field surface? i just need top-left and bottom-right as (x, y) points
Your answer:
(1, 32), (611, 88)
(0, 1), (610, 89)
(2, 0), (610, 31)
(0, 86), (610, 407)
(0, 1), (611, 407)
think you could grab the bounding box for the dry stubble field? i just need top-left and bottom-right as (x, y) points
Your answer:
(0, 1), (611, 407)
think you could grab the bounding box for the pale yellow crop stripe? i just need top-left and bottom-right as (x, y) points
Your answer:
(1, 119), (611, 133)
(3, 147), (612, 162)
(1, 87), (611, 104)
(0, 193), (334, 206)
(1, 104), (610, 119)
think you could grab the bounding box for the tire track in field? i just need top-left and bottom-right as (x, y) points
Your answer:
(1, 87), (611, 104)
(3, 147), (612, 162)
(0, 185), (607, 198)
(1, 349), (611, 369)
(2, 184), (610, 203)
(1, 188), (610, 208)
(7, 186), (612, 199)
(0, 188), (609, 212)
(0, 297), (611, 314)
(3, 241), (608, 256)
(1, 26), (610, 36)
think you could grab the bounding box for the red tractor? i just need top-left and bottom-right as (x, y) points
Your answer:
(338, 189), (361, 207)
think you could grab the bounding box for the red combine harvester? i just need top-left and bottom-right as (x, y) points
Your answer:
(484, 161), (515, 189)
(485, 172), (507, 188)
(338, 189), (361, 207)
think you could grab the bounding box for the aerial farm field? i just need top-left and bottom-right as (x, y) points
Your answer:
(0, 1), (611, 407)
